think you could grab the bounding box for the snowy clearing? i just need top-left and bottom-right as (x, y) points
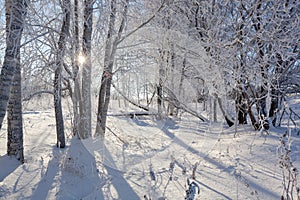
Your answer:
(0, 96), (300, 200)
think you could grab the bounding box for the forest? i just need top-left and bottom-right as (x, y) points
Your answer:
(0, 0), (299, 199)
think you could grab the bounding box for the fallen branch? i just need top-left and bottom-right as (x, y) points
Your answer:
(108, 112), (154, 118)
(106, 126), (127, 145)
(111, 82), (149, 111)
(179, 103), (208, 122)
(164, 86), (208, 122)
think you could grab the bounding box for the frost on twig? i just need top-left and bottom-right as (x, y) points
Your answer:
(278, 129), (300, 200)
(185, 178), (200, 200)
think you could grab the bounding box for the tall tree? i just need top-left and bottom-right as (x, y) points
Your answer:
(95, 0), (129, 137)
(0, 0), (28, 130)
(53, 0), (71, 148)
(80, 0), (94, 139)
(71, 0), (81, 137)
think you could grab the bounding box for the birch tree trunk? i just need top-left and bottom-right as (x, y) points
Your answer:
(0, 0), (27, 130)
(7, 52), (24, 162)
(81, 0), (94, 139)
(54, 0), (71, 148)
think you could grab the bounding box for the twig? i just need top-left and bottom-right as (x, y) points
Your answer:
(22, 90), (54, 101)
(117, 2), (166, 45)
(105, 126), (127, 145)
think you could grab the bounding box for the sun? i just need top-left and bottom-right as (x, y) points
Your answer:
(78, 54), (86, 65)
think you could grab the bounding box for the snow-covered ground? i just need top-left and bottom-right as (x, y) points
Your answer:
(0, 95), (299, 199)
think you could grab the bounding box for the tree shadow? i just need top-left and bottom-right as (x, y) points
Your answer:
(82, 137), (140, 200)
(103, 149), (140, 200)
(31, 138), (105, 200)
(157, 119), (280, 199)
(0, 155), (20, 182)
(30, 147), (61, 200)
(58, 138), (105, 200)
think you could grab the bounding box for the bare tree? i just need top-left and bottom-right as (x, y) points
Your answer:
(80, 0), (94, 139)
(53, 0), (71, 148)
(71, 0), (81, 137)
(95, 0), (129, 137)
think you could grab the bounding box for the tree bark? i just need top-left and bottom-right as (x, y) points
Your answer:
(81, 0), (94, 139)
(54, 0), (71, 148)
(95, 0), (129, 137)
(236, 92), (247, 124)
(71, 0), (81, 137)
(7, 52), (24, 162)
(0, 0), (27, 130)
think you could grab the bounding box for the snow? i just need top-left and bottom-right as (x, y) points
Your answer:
(0, 96), (299, 199)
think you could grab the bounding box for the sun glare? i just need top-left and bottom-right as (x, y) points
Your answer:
(78, 54), (86, 65)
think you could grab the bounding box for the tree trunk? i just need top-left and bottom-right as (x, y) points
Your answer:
(54, 0), (71, 148)
(213, 97), (217, 122)
(71, 0), (81, 137)
(95, 0), (129, 137)
(54, 68), (65, 148)
(236, 92), (247, 124)
(268, 87), (279, 126)
(95, 0), (116, 137)
(217, 97), (234, 127)
(157, 80), (163, 118)
(0, 0), (27, 130)
(157, 49), (165, 119)
(255, 1), (269, 130)
(7, 53), (24, 162)
(81, 0), (94, 139)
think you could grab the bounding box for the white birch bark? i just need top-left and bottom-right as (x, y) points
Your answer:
(0, 0), (27, 131)
(81, 0), (94, 139)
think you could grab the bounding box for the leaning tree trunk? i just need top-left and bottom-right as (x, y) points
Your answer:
(54, 0), (71, 148)
(80, 0), (94, 139)
(95, 0), (116, 138)
(0, 0), (27, 130)
(7, 52), (24, 162)
(95, 0), (129, 138)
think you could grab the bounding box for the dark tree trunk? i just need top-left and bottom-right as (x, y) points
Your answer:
(157, 79), (163, 118)
(95, 0), (129, 137)
(95, 0), (116, 137)
(54, 0), (71, 148)
(236, 93), (247, 124)
(54, 68), (65, 148)
(268, 88), (279, 126)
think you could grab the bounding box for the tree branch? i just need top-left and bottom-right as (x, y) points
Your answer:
(111, 82), (149, 111)
(117, 2), (166, 45)
(23, 90), (54, 101)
